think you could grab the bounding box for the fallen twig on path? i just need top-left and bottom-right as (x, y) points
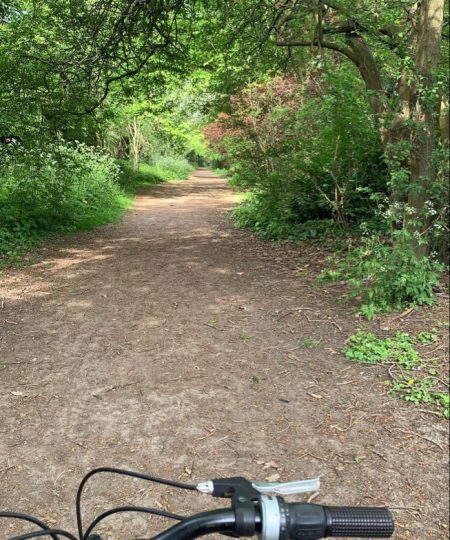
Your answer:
(371, 449), (388, 462)
(395, 428), (446, 451)
(204, 322), (223, 331)
(277, 311), (293, 321)
(307, 492), (320, 503)
(2, 359), (40, 368)
(389, 307), (414, 321)
(418, 408), (445, 417)
(0, 465), (16, 476)
(331, 320), (342, 332)
(336, 379), (357, 386)
(390, 506), (423, 513)
(331, 413), (367, 432)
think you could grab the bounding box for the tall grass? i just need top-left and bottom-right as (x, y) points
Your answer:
(118, 155), (194, 192)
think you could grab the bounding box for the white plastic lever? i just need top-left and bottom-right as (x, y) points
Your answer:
(252, 477), (320, 496)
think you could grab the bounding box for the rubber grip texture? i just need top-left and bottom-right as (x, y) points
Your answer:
(325, 506), (394, 538)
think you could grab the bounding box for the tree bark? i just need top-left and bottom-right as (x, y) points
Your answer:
(439, 96), (449, 149)
(406, 0), (445, 255)
(116, 136), (130, 160)
(345, 35), (389, 148)
(128, 119), (143, 171)
(276, 1), (446, 255)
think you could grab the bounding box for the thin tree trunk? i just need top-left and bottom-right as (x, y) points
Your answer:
(346, 35), (389, 149)
(440, 97), (449, 149)
(128, 119), (143, 171)
(116, 136), (130, 159)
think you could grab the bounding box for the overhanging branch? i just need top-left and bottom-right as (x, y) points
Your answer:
(276, 39), (357, 63)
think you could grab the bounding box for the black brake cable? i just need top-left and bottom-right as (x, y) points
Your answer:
(0, 512), (59, 540)
(9, 530), (78, 540)
(83, 506), (184, 539)
(76, 467), (196, 539)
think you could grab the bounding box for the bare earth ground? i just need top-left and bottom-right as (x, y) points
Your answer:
(0, 170), (448, 539)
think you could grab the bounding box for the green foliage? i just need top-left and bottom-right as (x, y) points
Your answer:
(0, 145), (193, 266)
(0, 143), (127, 263)
(344, 331), (449, 418)
(207, 69), (387, 242)
(234, 192), (344, 242)
(118, 156), (194, 192)
(415, 330), (439, 345)
(391, 378), (449, 418)
(343, 332), (419, 369)
(321, 234), (444, 319)
(105, 80), (214, 170)
(213, 167), (229, 177)
(145, 155), (195, 181)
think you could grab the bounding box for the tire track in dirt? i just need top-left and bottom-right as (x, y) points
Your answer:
(0, 170), (448, 539)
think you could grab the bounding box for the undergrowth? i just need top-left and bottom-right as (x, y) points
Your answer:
(343, 330), (449, 418)
(320, 235), (444, 319)
(118, 156), (193, 192)
(0, 143), (128, 266)
(234, 191), (349, 243)
(0, 148), (193, 267)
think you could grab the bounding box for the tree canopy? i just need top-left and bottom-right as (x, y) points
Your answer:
(1, 0), (448, 313)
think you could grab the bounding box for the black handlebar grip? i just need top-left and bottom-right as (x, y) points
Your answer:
(324, 506), (394, 538)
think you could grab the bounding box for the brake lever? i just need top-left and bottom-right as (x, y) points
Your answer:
(196, 477), (320, 497)
(252, 477), (320, 496)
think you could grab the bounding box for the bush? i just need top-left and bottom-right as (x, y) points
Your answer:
(0, 142), (127, 261)
(321, 235), (444, 319)
(234, 191), (343, 242)
(205, 69), (387, 239)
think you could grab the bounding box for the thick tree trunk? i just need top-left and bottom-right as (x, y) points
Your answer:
(348, 0), (446, 255)
(406, 0), (445, 255)
(277, 2), (446, 256)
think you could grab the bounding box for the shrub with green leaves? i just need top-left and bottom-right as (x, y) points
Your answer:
(234, 191), (342, 242)
(0, 142), (127, 262)
(146, 155), (194, 181)
(321, 234), (444, 319)
(205, 68), (386, 241)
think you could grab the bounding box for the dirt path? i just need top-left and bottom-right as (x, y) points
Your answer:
(0, 170), (448, 539)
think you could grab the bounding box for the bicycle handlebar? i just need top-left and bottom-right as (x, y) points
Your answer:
(2, 468), (394, 540)
(289, 503), (394, 539)
(129, 501), (393, 540)
(151, 509), (240, 540)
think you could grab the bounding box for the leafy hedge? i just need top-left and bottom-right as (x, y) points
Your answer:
(0, 146), (195, 265)
(0, 143), (128, 262)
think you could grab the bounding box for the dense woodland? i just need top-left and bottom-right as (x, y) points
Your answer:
(0, 0), (449, 319)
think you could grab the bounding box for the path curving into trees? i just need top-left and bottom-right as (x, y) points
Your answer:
(0, 170), (448, 539)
